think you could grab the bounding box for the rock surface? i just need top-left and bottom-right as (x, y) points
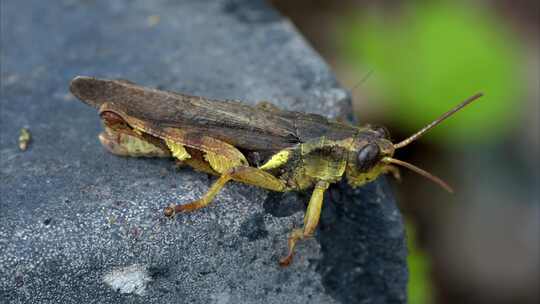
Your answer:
(0, 1), (407, 303)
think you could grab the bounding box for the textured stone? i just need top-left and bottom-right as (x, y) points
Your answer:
(0, 1), (407, 303)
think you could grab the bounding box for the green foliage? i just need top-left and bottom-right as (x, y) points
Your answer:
(341, 2), (524, 144)
(406, 221), (432, 304)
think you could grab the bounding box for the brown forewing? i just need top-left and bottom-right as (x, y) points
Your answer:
(70, 76), (358, 154)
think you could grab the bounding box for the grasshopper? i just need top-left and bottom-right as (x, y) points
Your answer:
(70, 76), (482, 266)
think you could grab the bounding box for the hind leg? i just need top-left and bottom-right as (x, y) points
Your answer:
(164, 165), (286, 216)
(164, 135), (285, 217)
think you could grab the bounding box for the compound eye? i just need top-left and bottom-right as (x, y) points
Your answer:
(372, 125), (390, 139)
(356, 143), (380, 172)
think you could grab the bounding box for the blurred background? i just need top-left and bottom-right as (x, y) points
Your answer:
(270, 1), (539, 303)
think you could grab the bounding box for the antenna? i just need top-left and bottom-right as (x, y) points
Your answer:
(350, 69), (374, 92)
(394, 93), (483, 149)
(382, 157), (454, 193)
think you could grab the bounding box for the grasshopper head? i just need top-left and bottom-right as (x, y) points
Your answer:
(354, 126), (395, 173)
(345, 127), (395, 188)
(348, 93), (483, 192)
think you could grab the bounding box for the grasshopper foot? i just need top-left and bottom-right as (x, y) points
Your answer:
(279, 255), (293, 267)
(279, 228), (304, 267)
(163, 204), (178, 218)
(164, 200), (206, 218)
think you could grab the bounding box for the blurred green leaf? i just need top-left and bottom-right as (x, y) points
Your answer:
(341, 2), (524, 144)
(406, 221), (432, 304)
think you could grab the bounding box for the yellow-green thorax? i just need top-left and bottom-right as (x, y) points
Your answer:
(257, 131), (395, 191)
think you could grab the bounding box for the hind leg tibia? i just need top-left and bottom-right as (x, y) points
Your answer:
(164, 166), (286, 217)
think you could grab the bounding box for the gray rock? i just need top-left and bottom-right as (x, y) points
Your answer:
(0, 0), (407, 303)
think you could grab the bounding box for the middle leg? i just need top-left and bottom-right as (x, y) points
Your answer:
(279, 181), (329, 267)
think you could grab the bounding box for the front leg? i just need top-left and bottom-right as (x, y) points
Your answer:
(279, 181), (329, 267)
(382, 164), (401, 181)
